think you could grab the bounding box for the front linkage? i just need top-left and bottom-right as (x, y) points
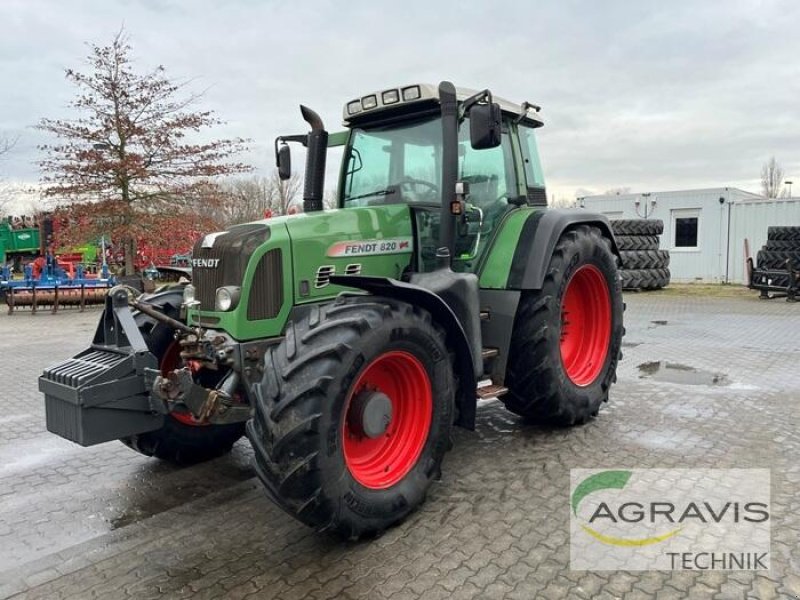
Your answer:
(39, 286), (254, 446)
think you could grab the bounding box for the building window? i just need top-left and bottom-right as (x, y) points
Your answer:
(672, 209), (700, 249)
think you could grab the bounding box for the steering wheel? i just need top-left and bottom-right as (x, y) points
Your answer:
(398, 177), (439, 201)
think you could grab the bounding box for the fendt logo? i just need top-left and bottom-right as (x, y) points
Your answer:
(192, 258), (220, 268)
(569, 469), (771, 571)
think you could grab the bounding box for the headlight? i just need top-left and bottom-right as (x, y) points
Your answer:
(361, 94), (378, 110)
(402, 85), (421, 101)
(182, 284), (199, 307)
(382, 89), (399, 105)
(215, 286), (241, 311)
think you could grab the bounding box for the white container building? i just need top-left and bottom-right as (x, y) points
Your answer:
(580, 188), (800, 284)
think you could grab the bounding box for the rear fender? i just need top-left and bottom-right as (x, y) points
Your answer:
(508, 209), (619, 290)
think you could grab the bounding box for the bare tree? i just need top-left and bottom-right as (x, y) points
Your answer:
(215, 172), (301, 226)
(323, 186), (338, 210)
(0, 134), (17, 159)
(271, 170), (302, 215)
(0, 134), (20, 217)
(36, 30), (251, 274)
(761, 157), (786, 198)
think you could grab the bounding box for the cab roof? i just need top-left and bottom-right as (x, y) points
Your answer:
(342, 83), (543, 128)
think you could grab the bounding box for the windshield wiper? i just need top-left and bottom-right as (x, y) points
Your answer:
(346, 188), (397, 202)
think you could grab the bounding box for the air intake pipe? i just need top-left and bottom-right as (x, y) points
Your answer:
(300, 105), (327, 213)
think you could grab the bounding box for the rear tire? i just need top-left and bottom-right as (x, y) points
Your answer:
(764, 240), (800, 251)
(621, 268), (671, 290)
(615, 235), (660, 251)
(620, 250), (670, 270)
(611, 219), (664, 236)
(767, 226), (800, 242)
(248, 296), (454, 539)
(756, 250), (800, 270)
(503, 225), (624, 425)
(120, 293), (245, 464)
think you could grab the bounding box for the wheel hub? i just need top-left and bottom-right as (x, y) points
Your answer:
(559, 264), (612, 387)
(342, 350), (433, 489)
(348, 389), (393, 439)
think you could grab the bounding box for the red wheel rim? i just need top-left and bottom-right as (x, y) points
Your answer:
(160, 341), (207, 427)
(560, 264), (612, 387)
(343, 351), (433, 490)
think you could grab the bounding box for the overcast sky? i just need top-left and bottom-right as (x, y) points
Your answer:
(1, 0), (798, 206)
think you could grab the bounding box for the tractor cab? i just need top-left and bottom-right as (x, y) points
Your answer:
(277, 83), (547, 271)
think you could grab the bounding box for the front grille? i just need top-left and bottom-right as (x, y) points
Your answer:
(194, 244), (226, 309)
(345, 263), (362, 275)
(315, 265), (335, 288)
(192, 224), (270, 311)
(247, 249), (283, 320)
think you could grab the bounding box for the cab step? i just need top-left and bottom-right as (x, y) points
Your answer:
(479, 309), (490, 321)
(481, 347), (499, 359)
(476, 379), (509, 400)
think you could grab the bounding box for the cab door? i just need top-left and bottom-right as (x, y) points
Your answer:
(451, 118), (522, 273)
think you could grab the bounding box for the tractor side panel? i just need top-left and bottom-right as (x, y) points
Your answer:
(477, 207), (540, 289)
(187, 205), (414, 342)
(286, 204), (414, 304)
(479, 208), (617, 291)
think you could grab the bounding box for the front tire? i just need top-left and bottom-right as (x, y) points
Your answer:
(504, 225), (624, 425)
(120, 293), (245, 464)
(247, 296), (454, 539)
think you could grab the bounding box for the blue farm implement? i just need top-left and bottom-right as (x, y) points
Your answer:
(1, 261), (115, 314)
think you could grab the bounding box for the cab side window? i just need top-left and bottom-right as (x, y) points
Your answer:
(451, 120), (519, 271)
(457, 123), (515, 213)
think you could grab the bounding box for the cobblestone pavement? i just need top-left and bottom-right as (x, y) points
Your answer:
(0, 291), (798, 599)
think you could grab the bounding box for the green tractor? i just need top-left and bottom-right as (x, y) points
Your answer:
(40, 82), (623, 538)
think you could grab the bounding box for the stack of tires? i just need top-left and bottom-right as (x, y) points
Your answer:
(611, 219), (671, 290)
(756, 226), (800, 284)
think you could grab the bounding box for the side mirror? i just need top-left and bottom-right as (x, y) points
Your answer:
(277, 144), (291, 180)
(469, 102), (502, 150)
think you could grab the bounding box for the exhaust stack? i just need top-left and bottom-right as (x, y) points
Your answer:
(300, 105), (328, 213)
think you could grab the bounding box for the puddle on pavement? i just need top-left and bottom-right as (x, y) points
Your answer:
(107, 460), (254, 530)
(637, 361), (730, 386)
(650, 320), (668, 326)
(622, 341), (642, 348)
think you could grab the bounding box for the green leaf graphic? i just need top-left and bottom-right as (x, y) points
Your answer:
(571, 470), (632, 516)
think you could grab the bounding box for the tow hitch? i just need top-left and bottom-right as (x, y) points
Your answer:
(152, 367), (250, 425)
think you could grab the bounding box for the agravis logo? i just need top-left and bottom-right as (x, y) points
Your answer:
(569, 469), (771, 571)
(571, 470), (682, 547)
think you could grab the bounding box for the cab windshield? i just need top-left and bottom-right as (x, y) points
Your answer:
(341, 114), (517, 213)
(342, 116), (442, 208)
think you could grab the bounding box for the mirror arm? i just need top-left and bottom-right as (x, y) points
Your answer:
(274, 134), (308, 169)
(514, 101), (542, 124)
(459, 89), (493, 121)
(276, 134), (308, 147)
